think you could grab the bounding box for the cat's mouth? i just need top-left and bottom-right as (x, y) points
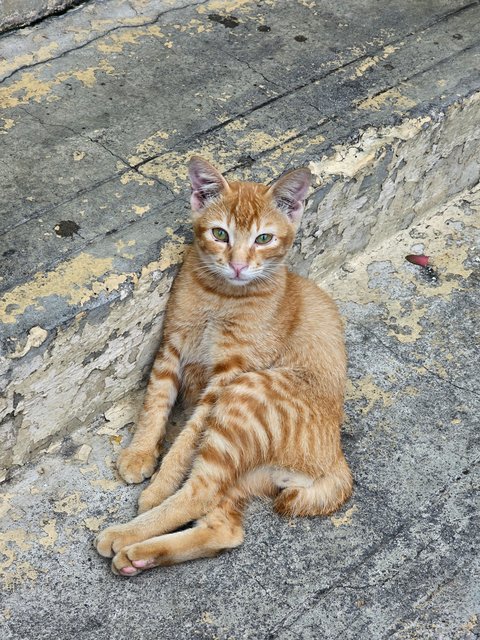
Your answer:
(227, 273), (251, 285)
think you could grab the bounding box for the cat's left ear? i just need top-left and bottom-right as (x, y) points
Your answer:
(268, 168), (312, 225)
(188, 156), (230, 215)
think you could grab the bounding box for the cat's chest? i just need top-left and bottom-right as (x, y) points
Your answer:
(179, 310), (232, 365)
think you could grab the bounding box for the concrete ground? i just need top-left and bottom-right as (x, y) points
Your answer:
(1, 188), (479, 639)
(1, 0), (479, 638)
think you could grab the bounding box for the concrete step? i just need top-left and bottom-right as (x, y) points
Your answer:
(0, 1), (84, 34)
(1, 0), (480, 476)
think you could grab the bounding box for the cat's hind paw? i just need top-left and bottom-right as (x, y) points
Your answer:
(111, 541), (160, 576)
(95, 523), (141, 558)
(117, 446), (157, 484)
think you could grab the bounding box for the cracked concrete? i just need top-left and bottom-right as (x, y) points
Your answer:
(0, 1), (86, 34)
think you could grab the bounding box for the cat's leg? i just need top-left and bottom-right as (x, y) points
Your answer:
(112, 493), (246, 575)
(117, 341), (181, 483)
(110, 468), (278, 575)
(137, 418), (204, 513)
(96, 375), (271, 557)
(137, 362), (249, 512)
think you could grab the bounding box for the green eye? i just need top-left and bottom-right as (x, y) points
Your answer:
(255, 233), (273, 245)
(212, 228), (229, 242)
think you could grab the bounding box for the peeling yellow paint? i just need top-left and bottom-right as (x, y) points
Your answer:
(132, 204), (151, 216)
(85, 272), (131, 303)
(0, 117), (15, 134)
(38, 519), (58, 548)
(323, 186), (477, 346)
(349, 44), (399, 79)
(159, 239), (187, 271)
(331, 505), (358, 527)
(83, 516), (107, 532)
(386, 300), (427, 344)
(310, 117), (430, 181)
(120, 170), (155, 186)
(0, 529), (36, 589)
(116, 239), (137, 259)
(173, 18), (211, 35)
(53, 492), (87, 515)
(141, 127), (299, 191)
(90, 478), (121, 491)
(0, 60), (115, 110)
(0, 254), (113, 323)
(10, 326), (48, 359)
(201, 611), (215, 625)
(97, 25), (164, 54)
(0, 42), (59, 78)
(346, 377), (394, 414)
(128, 130), (170, 165)
(357, 87), (416, 112)
(2, 561), (38, 590)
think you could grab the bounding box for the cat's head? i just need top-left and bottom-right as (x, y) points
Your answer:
(188, 156), (311, 287)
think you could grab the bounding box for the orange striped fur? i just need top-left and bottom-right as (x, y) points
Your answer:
(95, 157), (353, 576)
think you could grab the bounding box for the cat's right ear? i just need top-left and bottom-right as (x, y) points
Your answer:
(188, 156), (229, 214)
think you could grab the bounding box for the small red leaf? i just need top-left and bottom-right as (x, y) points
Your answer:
(405, 254), (429, 267)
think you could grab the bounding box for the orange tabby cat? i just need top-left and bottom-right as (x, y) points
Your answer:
(95, 156), (352, 575)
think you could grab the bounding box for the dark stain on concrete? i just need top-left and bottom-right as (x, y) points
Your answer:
(294, 34), (308, 42)
(257, 25), (271, 32)
(54, 220), (80, 238)
(208, 14), (240, 28)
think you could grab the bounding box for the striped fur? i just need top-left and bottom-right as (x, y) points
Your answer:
(96, 157), (352, 576)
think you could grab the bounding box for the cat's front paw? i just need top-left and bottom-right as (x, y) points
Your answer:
(95, 523), (140, 558)
(117, 446), (157, 484)
(137, 486), (168, 514)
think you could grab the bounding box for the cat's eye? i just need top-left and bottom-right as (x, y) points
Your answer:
(212, 228), (229, 242)
(255, 233), (273, 245)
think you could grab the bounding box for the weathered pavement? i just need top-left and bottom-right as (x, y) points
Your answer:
(1, 0), (479, 638)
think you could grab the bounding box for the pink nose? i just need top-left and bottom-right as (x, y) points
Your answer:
(229, 262), (248, 277)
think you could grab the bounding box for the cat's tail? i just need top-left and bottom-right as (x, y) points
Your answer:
(274, 456), (353, 517)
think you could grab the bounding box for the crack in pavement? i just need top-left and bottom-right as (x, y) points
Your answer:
(21, 105), (131, 167)
(0, 0), (209, 84)
(0, 0), (88, 38)
(349, 319), (480, 398)
(113, 18), (480, 174)
(266, 457), (480, 638)
(2, 1), (478, 241)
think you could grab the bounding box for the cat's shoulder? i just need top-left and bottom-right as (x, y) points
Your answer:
(286, 270), (330, 297)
